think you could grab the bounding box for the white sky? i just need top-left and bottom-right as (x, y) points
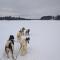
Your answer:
(0, 0), (60, 18)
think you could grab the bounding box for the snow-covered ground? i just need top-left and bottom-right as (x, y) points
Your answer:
(0, 20), (60, 60)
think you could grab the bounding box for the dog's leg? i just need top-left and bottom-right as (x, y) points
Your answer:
(20, 44), (27, 56)
(11, 50), (14, 58)
(5, 47), (10, 58)
(11, 44), (15, 60)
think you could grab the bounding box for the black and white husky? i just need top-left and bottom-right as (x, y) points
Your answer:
(5, 35), (14, 59)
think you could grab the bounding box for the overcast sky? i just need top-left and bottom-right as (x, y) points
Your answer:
(0, 0), (60, 18)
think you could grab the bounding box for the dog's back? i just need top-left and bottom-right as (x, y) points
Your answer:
(5, 40), (13, 52)
(5, 35), (14, 58)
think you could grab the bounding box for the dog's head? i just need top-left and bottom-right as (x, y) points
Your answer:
(25, 29), (30, 35)
(19, 27), (30, 36)
(9, 35), (14, 40)
(19, 27), (25, 36)
(22, 27), (25, 32)
(23, 29), (30, 36)
(9, 35), (14, 45)
(19, 27), (25, 32)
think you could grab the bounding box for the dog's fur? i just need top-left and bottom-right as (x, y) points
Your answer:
(5, 35), (14, 59)
(17, 27), (30, 43)
(17, 27), (30, 56)
(19, 35), (27, 56)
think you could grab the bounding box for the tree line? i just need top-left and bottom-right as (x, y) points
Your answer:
(0, 15), (60, 20)
(0, 16), (31, 20)
(40, 15), (60, 20)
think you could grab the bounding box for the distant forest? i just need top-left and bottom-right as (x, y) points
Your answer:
(0, 15), (60, 20)
(40, 15), (60, 20)
(0, 16), (31, 20)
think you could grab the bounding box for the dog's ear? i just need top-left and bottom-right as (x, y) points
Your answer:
(22, 27), (25, 31)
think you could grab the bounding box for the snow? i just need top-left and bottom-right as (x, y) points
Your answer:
(0, 20), (60, 60)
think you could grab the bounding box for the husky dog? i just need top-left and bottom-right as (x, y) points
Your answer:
(5, 35), (14, 59)
(17, 27), (30, 55)
(20, 35), (30, 56)
(17, 27), (30, 43)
